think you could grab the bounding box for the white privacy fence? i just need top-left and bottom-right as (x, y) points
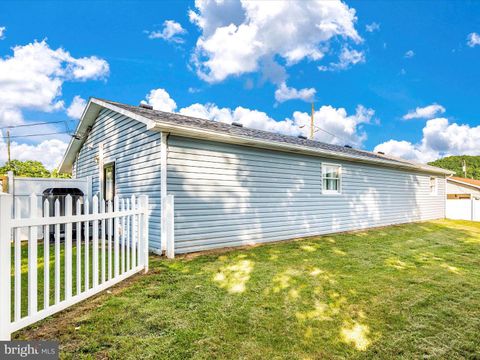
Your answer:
(0, 193), (149, 340)
(446, 198), (480, 221)
(3, 172), (92, 240)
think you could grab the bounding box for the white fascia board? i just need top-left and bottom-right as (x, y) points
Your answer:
(150, 122), (452, 175)
(447, 178), (480, 190)
(59, 98), (157, 173)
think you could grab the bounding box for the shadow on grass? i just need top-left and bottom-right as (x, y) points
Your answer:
(14, 220), (480, 359)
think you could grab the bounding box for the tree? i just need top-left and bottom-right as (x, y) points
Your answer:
(428, 155), (480, 179)
(0, 160), (52, 178)
(51, 168), (71, 179)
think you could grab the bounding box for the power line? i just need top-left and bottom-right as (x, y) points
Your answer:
(0, 120), (69, 130)
(7, 131), (72, 139)
(313, 125), (350, 145)
(301, 102), (351, 145)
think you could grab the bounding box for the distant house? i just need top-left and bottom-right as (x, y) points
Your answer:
(59, 98), (452, 255)
(447, 176), (480, 199)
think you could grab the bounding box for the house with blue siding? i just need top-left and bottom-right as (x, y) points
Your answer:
(59, 98), (452, 255)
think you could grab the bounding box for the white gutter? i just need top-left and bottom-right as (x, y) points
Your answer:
(447, 177), (480, 190)
(150, 122), (452, 175)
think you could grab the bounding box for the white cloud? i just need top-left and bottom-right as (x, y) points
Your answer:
(404, 50), (415, 58)
(0, 108), (23, 128)
(274, 82), (316, 103)
(190, 0), (362, 83)
(365, 22), (380, 33)
(67, 57), (109, 80)
(0, 39), (108, 168)
(188, 87), (201, 94)
(66, 95), (87, 119)
(147, 20), (187, 43)
(143, 88), (177, 112)
(467, 32), (480, 47)
(374, 118), (480, 163)
(0, 40), (108, 119)
(0, 26), (5, 40)
(403, 104), (445, 120)
(318, 47), (365, 71)
(135, 87), (373, 147)
(374, 140), (431, 163)
(0, 134), (68, 170)
(179, 98), (372, 147)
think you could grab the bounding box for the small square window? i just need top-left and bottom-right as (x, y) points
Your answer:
(322, 164), (341, 194)
(429, 176), (437, 195)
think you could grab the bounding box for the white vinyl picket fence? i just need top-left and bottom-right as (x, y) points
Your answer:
(0, 193), (150, 340)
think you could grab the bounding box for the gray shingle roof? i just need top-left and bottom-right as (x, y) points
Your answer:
(96, 98), (449, 174)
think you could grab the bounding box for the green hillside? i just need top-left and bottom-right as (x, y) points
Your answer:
(428, 155), (480, 179)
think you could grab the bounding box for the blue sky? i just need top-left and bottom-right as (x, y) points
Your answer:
(0, 0), (479, 169)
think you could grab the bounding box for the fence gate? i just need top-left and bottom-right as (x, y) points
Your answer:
(0, 193), (149, 340)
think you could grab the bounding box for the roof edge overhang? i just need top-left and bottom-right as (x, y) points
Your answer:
(59, 98), (453, 176)
(149, 122), (452, 175)
(447, 177), (480, 190)
(58, 98), (156, 173)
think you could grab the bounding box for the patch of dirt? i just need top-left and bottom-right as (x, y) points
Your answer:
(14, 272), (146, 341)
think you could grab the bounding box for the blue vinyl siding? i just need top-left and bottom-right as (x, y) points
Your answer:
(73, 108), (446, 255)
(73, 109), (162, 250)
(167, 136), (446, 254)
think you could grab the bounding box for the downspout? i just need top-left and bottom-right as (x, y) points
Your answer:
(445, 173), (453, 219)
(160, 132), (169, 255)
(98, 143), (104, 201)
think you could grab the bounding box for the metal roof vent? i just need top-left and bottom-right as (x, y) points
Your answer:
(377, 151), (385, 155)
(139, 103), (153, 110)
(232, 122), (243, 127)
(298, 135), (307, 140)
(344, 145), (352, 148)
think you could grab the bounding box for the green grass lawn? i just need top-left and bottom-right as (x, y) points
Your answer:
(11, 240), (104, 318)
(14, 220), (480, 359)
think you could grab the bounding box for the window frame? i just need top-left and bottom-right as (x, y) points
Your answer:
(429, 176), (438, 196)
(321, 163), (342, 195)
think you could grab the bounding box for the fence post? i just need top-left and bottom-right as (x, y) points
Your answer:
(114, 196), (120, 278)
(7, 171), (14, 195)
(86, 175), (93, 201)
(65, 195), (73, 299)
(165, 195), (175, 259)
(0, 194), (12, 340)
(139, 195), (149, 273)
(28, 194), (38, 316)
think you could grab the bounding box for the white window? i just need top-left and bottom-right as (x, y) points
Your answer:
(322, 164), (342, 194)
(429, 176), (437, 195)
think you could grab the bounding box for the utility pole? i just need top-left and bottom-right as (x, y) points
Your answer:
(462, 159), (467, 178)
(6, 130), (10, 164)
(310, 102), (315, 140)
